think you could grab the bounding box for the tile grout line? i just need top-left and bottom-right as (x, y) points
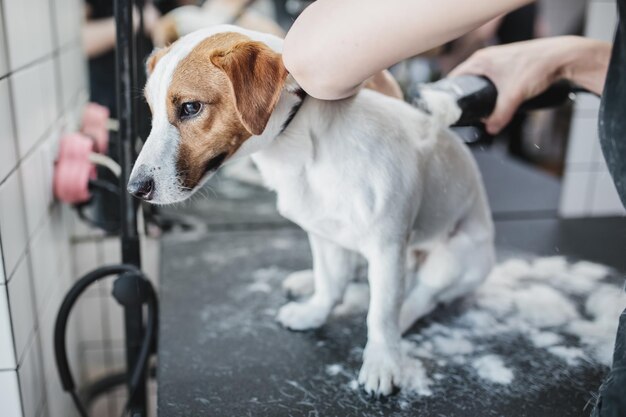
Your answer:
(0, 37), (80, 83)
(0, 2), (26, 414)
(0, 2), (81, 416)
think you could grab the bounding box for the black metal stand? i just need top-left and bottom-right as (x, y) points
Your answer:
(113, 0), (148, 415)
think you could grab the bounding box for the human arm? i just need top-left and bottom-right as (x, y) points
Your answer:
(82, 2), (160, 58)
(438, 17), (503, 74)
(82, 5), (116, 58)
(450, 36), (612, 134)
(282, 0), (532, 100)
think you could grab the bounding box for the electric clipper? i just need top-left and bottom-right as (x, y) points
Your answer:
(412, 75), (590, 128)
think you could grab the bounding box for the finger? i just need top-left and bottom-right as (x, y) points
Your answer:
(448, 61), (478, 78)
(485, 91), (523, 135)
(448, 51), (487, 77)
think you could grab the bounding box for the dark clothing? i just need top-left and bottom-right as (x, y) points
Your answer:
(592, 311), (626, 417)
(497, 4), (537, 44)
(85, 0), (118, 116)
(593, 2), (626, 415)
(89, 51), (118, 116)
(599, 1), (626, 208)
(85, 0), (152, 118)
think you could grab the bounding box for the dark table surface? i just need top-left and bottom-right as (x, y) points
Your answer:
(157, 149), (626, 417)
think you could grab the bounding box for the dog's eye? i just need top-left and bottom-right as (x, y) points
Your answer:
(180, 102), (203, 119)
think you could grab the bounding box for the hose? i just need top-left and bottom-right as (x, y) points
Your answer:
(54, 264), (158, 417)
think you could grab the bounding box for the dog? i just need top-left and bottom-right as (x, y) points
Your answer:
(129, 25), (495, 396)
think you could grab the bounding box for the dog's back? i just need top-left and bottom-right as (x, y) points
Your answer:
(271, 88), (492, 248)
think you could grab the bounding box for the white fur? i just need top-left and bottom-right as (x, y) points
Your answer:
(133, 26), (495, 397)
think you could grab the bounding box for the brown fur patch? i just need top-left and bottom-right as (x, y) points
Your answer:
(146, 46), (172, 77)
(211, 40), (288, 135)
(166, 32), (287, 189)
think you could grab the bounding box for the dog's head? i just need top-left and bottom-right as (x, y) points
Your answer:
(128, 26), (288, 204)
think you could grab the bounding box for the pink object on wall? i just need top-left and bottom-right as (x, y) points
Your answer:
(53, 133), (97, 204)
(81, 103), (110, 153)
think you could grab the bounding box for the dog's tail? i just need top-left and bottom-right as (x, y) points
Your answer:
(412, 88), (463, 131)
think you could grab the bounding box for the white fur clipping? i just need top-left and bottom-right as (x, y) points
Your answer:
(418, 88), (463, 129)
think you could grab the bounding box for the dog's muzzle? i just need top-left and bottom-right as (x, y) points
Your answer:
(128, 165), (155, 201)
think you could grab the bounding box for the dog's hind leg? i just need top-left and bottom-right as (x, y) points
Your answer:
(277, 234), (358, 331)
(399, 215), (494, 334)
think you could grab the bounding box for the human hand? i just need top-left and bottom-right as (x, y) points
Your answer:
(450, 36), (610, 134)
(142, 2), (161, 37)
(450, 37), (575, 134)
(132, 2), (161, 37)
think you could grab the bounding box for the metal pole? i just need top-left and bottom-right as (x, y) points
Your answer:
(114, 0), (141, 261)
(134, 0), (147, 143)
(113, 0), (147, 415)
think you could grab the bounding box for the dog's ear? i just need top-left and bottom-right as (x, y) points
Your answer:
(146, 47), (170, 77)
(211, 41), (288, 135)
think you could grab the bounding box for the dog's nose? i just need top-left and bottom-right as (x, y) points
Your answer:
(127, 175), (155, 201)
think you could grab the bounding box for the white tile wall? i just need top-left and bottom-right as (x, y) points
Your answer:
(575, 93), (602, 112)
(91, 395), (112, 417)
(564, 113), (602, 166)
(0, 0), (91, 415)
(0, 1), (161, 415)
(0, 78), (17, 182)
(102, 238), (122, 265)
(0, 3), (8, 77)
(73, 240), (103, 300)
(0, 287), (17, 369)
(0, 244), (4, 283)
(0, 370), (23, 417)
(18, 337), (44, 417)
(586, 1), (618, 42)
(38, 264), (79, 417)
(3, 0), (54, 70)
(7, 256), (35, 363)
(54, 0), (82, 49)
(559, 169), (594, 219)
(59, 46), (87, 112)
(591, 170), (625, 215)
(559, 0), (625, 218)
(20, 149), (48, 239)
(78, 295), (107, 344)
(82, 347), (112, 382)
(49, 205), (73, 276)
(29, 218), (59, 316)
(0, 171), (28, 278)
(10, 59), (59, 158)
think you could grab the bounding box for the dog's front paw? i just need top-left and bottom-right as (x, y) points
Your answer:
(358, 342), (402, 397)
(282, 269), (314, 299)
(276, 300), (328, 331)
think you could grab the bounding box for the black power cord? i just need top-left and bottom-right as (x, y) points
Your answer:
(54, 264), (158, 417)
(75, 179), (122, 234)
(115, 273), (158, 417)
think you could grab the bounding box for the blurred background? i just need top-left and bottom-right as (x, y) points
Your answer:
(0, 0), (621, 417)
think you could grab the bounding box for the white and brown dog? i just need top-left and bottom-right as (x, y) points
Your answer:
(129, 25), (495, 396)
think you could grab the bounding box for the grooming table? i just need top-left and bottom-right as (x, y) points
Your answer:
(157, 150), (626, 417)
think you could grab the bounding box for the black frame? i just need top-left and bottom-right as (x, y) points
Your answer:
(114, 0), (148, 415)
